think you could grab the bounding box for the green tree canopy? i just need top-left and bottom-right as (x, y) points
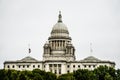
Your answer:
(57, 73), (75, 80)
(0, 66), (119, 80)
(73, 69), (97, 80)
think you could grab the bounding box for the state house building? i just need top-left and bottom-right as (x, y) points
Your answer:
(4, 12), (115, 75)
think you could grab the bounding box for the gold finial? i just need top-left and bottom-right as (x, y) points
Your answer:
(58, 11), (62, 23)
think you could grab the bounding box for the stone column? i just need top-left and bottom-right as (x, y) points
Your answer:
(56, 41), (58, 49)
(58, 41), (59, 49)
(52, 64), (54, 73)
(57, 64), (58, 74)
(54, 41), (56, 49)
(45, 64), (49, 72)
(63, 41), (65, 48)
(53, 41), (55, 49)
(50, 41), (52, 47)
(61, 64), (66, 74)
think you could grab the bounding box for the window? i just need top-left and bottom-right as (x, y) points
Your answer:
(27, 65), (29, 68)
(58, 64), (61, 67)
(59, 69), (61, 74)
(18, 65), (21, 68)
(67, 70), (70, 73)
(93, 65), (95, 68)
(50, 69), (52, 72)
(55, 70), (57, 74)
(38, 65), (40, 68)
(67, 65), (70, 68)
(54, 64), (57, 67)
(49, 64), (52, 67)
(44, 65), (45, 68)
(84, 65), (86, 68)
(12, 65), (14, 68)
(89, 65), (91, 68)
(73, 70), (75, 73)
(33, 65), (35, 68)
(7, 65), (10, 68)
(78, 65), (80, 68)
(23, 65), (25, 68)
(73, 65), (75, 68)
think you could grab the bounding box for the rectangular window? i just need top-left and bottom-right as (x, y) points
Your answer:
(33, 65), (35, 68)
(23, 65), (25, 68)
(54, 64), (57, 67)
(93, 65), (95, 68)
(67, 65), (69, 68)
(27, 65), (29, 68)
(44, 65), (45, 68)
(12, 65), (14, 68)
(49, 64), (52, 67)
(55, 70), (57, 74)
(78, 65), (80, 68)
(7, 65), (10, 68)
(67, 70), (69, 73)
(18, 65), (21, 68)
(59, 69), (61, 74)
(38, 65), (40, 68)
(50, 69), (52, 72)
(84, 65), (86, 68)
(73, 65), (75, 68)
(89, 65), (91, 68)
(58, 64), (61, 67)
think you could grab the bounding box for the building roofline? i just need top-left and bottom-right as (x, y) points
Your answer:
(67, 60), (115, 64)
(4, 60), (115, 65)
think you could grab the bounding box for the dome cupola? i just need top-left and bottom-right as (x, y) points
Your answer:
(49, 11), (70, 39)
(43, 11), (75, 61)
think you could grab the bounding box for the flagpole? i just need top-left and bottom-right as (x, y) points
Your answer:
(28, 44), (31, 56)
(90, 43), (93, 56)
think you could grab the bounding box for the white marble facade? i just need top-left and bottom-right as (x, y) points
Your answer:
(4, 12), (115, 75)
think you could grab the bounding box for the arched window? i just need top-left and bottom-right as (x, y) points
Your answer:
(12, 65), (15, 68)
(7, 65), (10, 68)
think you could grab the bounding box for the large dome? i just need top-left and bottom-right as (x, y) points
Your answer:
(49, 11), (70, 39)
(51, 23), (69, 34)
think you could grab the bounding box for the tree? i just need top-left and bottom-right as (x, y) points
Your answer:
(33, 73), (43, 80)
(116, 69), (120, 80)
(93, 65), (116, 80)
(32, 69), (46, 80)
(0, 69), (6, 80)
(0, 67), (119, 80)
(18, 71), (28, 80)
(104, 73), (113, 80)
(73, 69), (96, 80)
(94, 66), (109, 80)
(108, 67), (116, 80)
(32, 69), (57, 80)
(57, 73), (75, 80)
(45, 72), (57, 80)
(10, 70), (18, 80)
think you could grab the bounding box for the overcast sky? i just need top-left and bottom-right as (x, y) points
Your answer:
(0, 0), (120, 69)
